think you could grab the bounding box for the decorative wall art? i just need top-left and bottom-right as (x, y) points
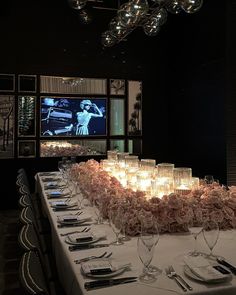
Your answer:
(40, 139), (106, 157)
(18, 140), (36, 158)
(0, 95), (14, 159)
(128, 80), (142, 136)
(0, 74), (143, 159)
(18, 75), (37, 92)
(18, 96), (36, 137)
(110, 79), (125, 95)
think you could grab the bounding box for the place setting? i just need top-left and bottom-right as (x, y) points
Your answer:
(57, 212), (92, 227)
(67, 229), (110, 251)
(81, 256), (135, 290)
(50, 199), (79, 211)
(178, 220), (235, 286)
(44, 180), (66, 190)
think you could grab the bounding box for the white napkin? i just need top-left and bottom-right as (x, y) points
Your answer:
(58, 213), (91, 223)
(50, 200), (70, 207)
(68, 231), (106, 243)
(184, 256), (226, 282)
(81, 260), (113, 275)
(47, 191), (69, 198)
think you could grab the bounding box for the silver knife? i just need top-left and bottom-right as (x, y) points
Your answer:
(84, 276), (137, 290)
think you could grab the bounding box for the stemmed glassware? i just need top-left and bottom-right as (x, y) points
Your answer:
(108, 209), (124, 245)
(93, 198), (103, 225)
(137, 215), (159, 283)
(204, 175), (214, 185)
(187, 222), (203, 257)
(202, 220), (220, 259)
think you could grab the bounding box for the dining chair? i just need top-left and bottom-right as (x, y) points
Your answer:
(18, 224), (56, 282)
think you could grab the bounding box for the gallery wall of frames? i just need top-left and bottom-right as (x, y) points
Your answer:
(0, 73), (142, 159)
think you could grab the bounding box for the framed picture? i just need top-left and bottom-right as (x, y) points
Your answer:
(40, 76), (107, 95)
(128, 80), (142, 136)
(0, 74), (15, 92)
(0, 95), (14, 159)
(110, 98), (125, 135)
(18, 75), (37, 92)
(18, 96), (36, 137)
(40, 97), (107, 137)
(40, 139), (107, 157)
(18, 140), (36, 158)
(110, 79), (125, 95)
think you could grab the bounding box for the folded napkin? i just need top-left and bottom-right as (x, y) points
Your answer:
(41, 177), (61, 182)
(68, 231), (106, 243)
(81, 260), (113, 275)
(184, 256), (227, 282)
(68, 232), (93, 243)
(47, 191), (69, 198)
(44, 181), (63, 188)
(81, 259), (132, 276)
(58, 213), (91, 224)
(50, 200), (70, 207)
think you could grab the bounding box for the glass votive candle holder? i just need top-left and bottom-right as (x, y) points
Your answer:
(192, 177), (200, 189)
(107, 150), (118, 161)
(140, 159), (156, 170)
(157, 163), (175, 178)
(117, 152), (130, 168)
(125, 155), (139, 168)
(173, 167), (192, 194)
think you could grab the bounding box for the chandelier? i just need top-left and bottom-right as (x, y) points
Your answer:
(67, 0), (204, 47)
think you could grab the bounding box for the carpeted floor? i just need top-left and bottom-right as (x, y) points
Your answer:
(0, 210), (23, 295)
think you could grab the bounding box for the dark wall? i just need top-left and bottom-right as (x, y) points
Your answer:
(0, 0), (228, 209)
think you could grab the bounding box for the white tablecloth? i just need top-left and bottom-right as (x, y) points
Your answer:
(36, 172), (236, 295)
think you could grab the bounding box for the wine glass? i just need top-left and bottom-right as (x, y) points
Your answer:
(202, 220), (219, 259)
(140, 215), (161, 277)
(137, 220), (157, 283)
(92, 198), (103, 225)
(187, 223), (203, 257)
(204, 175), (214, 185)
(108, 210), (124, 245)
(119, 199), (131, 242)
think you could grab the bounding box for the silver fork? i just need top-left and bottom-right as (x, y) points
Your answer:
(74, 251), (112, 264)
(60, 227), (90, 236)
(169, 265), (193, 291)
(165, 267), (187, 292)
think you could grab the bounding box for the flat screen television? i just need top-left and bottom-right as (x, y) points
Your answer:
(40, 97), (107, 136)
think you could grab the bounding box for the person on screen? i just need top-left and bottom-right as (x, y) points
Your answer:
(76, 100), (103, 135)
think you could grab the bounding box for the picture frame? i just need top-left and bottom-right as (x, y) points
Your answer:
(18, 96), (36, 137)
(18, 75), (37, 93)
(110, 79), (125, 95)
(128, 80), (142, 136)
(18, 140), (36, 158)
(0, 95), (14, 159)
(40, 96), (107, 137)
(0, 74), (15, 92)
(40, 139), (107, 157)
(40, 76), (107, 95)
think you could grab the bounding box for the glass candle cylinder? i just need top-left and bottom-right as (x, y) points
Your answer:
(125, 155), (139, 168)
(107, 150), (118, 161)
(173, 167), (192, 194)
(191, 177), (200, 190)
(117, 152), (130, 168)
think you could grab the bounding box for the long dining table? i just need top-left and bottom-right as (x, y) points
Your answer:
(36, 172), (236, 295)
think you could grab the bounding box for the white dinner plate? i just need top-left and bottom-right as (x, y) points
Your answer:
(184, 265), (232, 284)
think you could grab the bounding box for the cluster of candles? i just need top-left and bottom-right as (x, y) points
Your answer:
(100, 150), (200, 199)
